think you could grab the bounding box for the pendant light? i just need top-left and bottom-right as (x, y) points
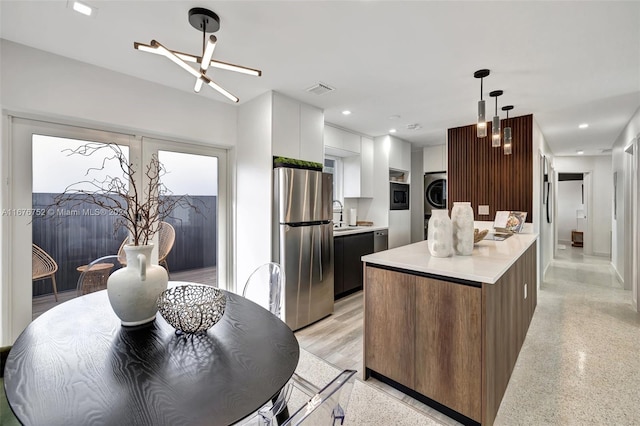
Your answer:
(474, 69), (490, 138)
(502, 105), (514, 155)
(489, 90), (503, 147)
(134, 8), (262, 103)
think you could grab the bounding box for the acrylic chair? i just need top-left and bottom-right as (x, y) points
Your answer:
(76, 255), (125, 296)
(241, 369), (357, 426)
(242, 262), (285, 318)
(117, 221), (176, 273)
(32, 244), (59, 302)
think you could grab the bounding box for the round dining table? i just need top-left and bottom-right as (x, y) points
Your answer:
(3, 282), (300, 426)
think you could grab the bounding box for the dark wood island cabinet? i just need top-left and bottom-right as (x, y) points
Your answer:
(362, 235), (537, 425)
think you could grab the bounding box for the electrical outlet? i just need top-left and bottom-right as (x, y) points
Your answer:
(479, 205), (489, 215)
(524, 283), (528, 299)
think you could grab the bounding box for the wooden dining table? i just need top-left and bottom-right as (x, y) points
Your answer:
(3, 282), (300, 426)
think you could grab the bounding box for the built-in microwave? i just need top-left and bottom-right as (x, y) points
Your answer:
(390, 182), (410, 210)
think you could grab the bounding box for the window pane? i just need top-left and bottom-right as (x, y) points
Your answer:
(158, 151), (218, 286)
(32, 136), (129, 317)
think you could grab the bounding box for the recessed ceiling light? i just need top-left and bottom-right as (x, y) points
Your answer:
(71, 1), (93, 16)
(579, 123), (589, 129)
(577, 150), (584, 155)
(342, 110), (351, 115)
(389, 129), (397, 133)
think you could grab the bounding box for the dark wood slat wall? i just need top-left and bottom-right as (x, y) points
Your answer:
(447, 114), (533, 223)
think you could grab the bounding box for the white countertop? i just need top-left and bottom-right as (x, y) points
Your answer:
(333, 225), (387, 236)
(361, 233), (537, 284)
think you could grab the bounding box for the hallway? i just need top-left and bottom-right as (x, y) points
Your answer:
(495, 246), (640, 425)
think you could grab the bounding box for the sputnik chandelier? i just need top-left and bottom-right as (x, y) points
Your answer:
(134, 7), (261, 103)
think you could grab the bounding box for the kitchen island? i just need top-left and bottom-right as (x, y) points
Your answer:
(361, 234), (537, 426)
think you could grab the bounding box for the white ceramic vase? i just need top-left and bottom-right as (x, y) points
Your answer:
(451, 202), (474, 256)
(107, 244), (168, 326)
(427, 209), (453, 258)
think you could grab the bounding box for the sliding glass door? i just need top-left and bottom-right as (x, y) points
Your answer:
(146, 139), (226, 287)
(4, 118), (228, 343)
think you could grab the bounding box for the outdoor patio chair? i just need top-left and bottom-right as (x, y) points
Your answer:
(117, 221), (176, 273)
(32, 244), (59, 302)
(76, 255), (125, 296)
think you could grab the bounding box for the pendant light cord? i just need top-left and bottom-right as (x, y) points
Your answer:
(480, 78), (483, 101)
(201, 26), (206, 55)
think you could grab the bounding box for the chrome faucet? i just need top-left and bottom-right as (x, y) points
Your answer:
(333, 200), (344, 226)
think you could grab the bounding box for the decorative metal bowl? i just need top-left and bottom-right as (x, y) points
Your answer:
(157, 285), (226, 333)
(474, 228), (489, 244)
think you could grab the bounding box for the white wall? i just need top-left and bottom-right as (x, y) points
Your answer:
(236, 92), (273, 290)
(556, 180), (584, 243)
(533, 118), (554, 287)
(554, 156), (612, 257)
(611, 105), (640, 303)
(0, 40), (237, 146)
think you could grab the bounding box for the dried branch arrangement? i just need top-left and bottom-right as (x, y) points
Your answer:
(49, 142), (202, 246)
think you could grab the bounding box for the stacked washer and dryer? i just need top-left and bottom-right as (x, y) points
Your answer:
(423, 172), (447, 240)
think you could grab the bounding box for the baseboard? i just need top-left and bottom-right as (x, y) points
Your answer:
(612, 265), (624, 285)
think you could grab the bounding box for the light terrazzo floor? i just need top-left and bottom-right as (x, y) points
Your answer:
(494, 247), (640, 425)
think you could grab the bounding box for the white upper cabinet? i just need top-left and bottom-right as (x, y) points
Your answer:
(324, 125), (361, 154)
(344, 136), (374, 198)
(272, 92), (324, 163)
(299, 103), (324, 163)
(423, 144), (447, 173)
(388, 136), (411, 174)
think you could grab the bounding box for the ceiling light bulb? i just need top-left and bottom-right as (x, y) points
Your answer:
(492, 115), (501, 147)
(204, 77), (239, 103)
(389, 129), (397, 133)
(72, 1), (92, 16)
(194, 77), (204, 93)
(200, 35), (217, 72)
(504, 143), (512, 155)
(579, 123), (589, 129)
(577, 150), (584, 155)
(477, 100), (487, 138)
(342, 110), (352, 115)
(152, 40), (200, 79)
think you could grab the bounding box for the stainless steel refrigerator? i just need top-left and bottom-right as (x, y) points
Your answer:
(273, 167), (334, 331)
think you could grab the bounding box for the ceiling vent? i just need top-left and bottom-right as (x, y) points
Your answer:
(305, 82), (335, 95)
(406, 123), (422, 130)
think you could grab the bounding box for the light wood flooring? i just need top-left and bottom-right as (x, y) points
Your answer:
(295, 292), (460, 425)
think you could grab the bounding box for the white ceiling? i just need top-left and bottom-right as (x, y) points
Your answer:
(2, 1), (639, 156)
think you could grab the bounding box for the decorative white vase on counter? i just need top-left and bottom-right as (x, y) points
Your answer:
(427, 209), (453, 258)
(451, 202), (474, 256)
(107, 244), (168, 326)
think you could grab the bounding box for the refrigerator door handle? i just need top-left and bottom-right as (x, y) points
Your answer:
(317, 228), (323, 282)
